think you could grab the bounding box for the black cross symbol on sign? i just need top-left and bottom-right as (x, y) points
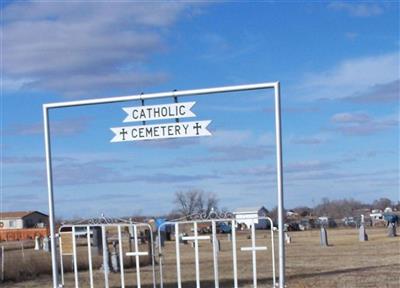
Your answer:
(193, 122), (202, 135)
(120, 128), (128, 141)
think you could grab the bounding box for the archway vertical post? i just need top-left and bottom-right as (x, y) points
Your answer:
(274, 82), (285, 287)
(43, 106), (59, 288)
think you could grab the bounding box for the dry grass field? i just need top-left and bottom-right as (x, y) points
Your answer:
(1, 227), (399, 287)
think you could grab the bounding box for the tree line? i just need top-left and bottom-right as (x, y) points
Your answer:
(171, 190), (399, 220)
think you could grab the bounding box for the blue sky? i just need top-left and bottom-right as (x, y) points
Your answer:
(1, 1), (399, 218)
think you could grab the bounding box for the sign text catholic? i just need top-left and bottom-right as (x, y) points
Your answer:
(123, 101), (195, 122)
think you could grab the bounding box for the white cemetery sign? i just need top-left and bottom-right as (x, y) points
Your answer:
(111, 101), (211, 142)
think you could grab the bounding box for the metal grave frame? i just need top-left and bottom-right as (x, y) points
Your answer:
(43, 82), (285, 287)
(58, 222), (156, 288)
(157, 216), (276, 288)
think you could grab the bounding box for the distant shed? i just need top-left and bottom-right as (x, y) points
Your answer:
(233, 206), (269, 229)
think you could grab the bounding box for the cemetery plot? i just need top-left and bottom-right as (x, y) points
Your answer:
(58, 223), (156, 288)
(157, 226), (276, 288)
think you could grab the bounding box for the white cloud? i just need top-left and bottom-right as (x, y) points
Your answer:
(201, 129), (253, 147)
(301, 52), (399, 101)
(345, 80), (399, 103)
(345, 32), (359, 40)
(331, 111), (398, 135)
(290, 133), (330, 145)
(328, 2), (384, 17)
(6, 117), (90, 136)
(331, 112), (370, 123)
(2, 1), (192, 97)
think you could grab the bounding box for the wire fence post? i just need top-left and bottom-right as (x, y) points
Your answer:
(21, 242), (25, 263)
(1, 246), (4, 282)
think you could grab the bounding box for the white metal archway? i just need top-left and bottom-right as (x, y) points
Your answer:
(43, 82), (285, 287)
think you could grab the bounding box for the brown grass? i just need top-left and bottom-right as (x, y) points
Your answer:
(1, 227), (399, 287)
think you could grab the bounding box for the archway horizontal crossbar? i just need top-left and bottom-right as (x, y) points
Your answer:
(44, 82), (278, 109)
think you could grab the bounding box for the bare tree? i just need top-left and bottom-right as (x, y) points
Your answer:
(372, 198), (393, 211)
(173, 190), (219, 218)
(174, 190), (202, 217)
(198, 192), (219, 216)
(313, 198), (367, 219)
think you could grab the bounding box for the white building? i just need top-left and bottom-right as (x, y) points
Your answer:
(0, 211), (48, 229)
(233, 206), (269, 229)
(370, 209), (383, 221)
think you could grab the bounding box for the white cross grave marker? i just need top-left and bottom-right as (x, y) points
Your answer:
(181, 222), (210, 288)
(240, 220), (267, 288)
(125, 225), (148, 288)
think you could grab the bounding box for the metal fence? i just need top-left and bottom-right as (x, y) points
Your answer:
(158, 216), (276, 288)
(58, 223), (156, 288)
(58, 216), (276, 288)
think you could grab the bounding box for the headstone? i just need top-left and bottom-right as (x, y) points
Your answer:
(285, 232), (291, 244)
(34, 236), (40, 250)
(320, 227), (328, 246)
(43, 236), (50, 252)
(359, 225), (368, 241)
(191, 241), (195, 248)
(227, 233), (231, 242)
(140, 231), (146, 244)
(359, 215), (368, 241)
(110, 241), (119, 272)
(159, 232), (166, 247)
(388, 223), (397, 237)
(92, 227), (103, 249)
(211, 237), (221, 251)
(181, 233), (188, 244)
(92, 227), (104, 256)
(100, 229), (110, 274)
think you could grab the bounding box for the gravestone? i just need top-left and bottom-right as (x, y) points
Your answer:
(110, 241), (119, 272)
(227, 233), (231, 242)
(92, 227), (103, 255)
(211, 237), (221, 251)
(359, 225), (368, 241)
(216, 239), (221, 251)
(320, 227), (328, 246)
(285, 232), (291, 244)
(139, 231), (146, 244)
(43, 236), (50, 252)
(359, 215), (368, 241)
(99, 228), (110, 274)
(34, 236), (40, 250)
(181, 233), (188, 244)
(145, 229), (153, 264)
(159, 232), (166, 247)
(388, 223), (397, 237)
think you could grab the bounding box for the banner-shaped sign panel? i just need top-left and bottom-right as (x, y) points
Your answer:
(123, 101), (196, 122)
(111, 120), (212, 142)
